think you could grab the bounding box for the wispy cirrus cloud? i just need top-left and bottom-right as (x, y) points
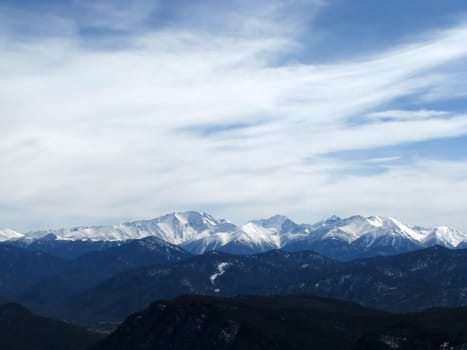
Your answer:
(1, 0), (467, 231)
(366, 109), (451, 121)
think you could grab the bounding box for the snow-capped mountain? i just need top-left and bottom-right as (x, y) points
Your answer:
(0, 228), (24, 242)
(26, 211), (223, 243)
(301, 215), (427, 245)
(4, 211), (467, 259)
(177, 213), (467, 258)
(281, 215), (428, 259)
(418, 226), (467, 248)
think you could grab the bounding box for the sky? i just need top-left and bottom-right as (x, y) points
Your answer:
(1, 0), (467, 232)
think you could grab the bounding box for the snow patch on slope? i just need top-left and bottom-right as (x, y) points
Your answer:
(210, 262), (231, 285)
(239, 222), (281, 247)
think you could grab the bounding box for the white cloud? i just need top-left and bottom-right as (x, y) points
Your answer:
(1, 1), (467, 231)
(366, 109), (450, 121)
(365, 156), (401, 163)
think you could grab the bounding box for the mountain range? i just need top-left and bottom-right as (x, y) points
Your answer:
(3, 210), (467, 337)
(11, 245), (467, 329)
(3, 211), (467, 260)
(75, 246), (467, 323)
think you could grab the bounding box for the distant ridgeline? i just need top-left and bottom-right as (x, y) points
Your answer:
(2, 211), (467, 260)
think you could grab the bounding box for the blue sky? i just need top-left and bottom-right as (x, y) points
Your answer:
(1, 0), (467, 231)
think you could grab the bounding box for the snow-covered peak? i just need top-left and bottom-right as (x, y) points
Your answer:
(322, 215), (371, 242)
(25, 211), (223, 243)
(325, 215), (342, 222)
(0, 228), (24, 242)
(27, 224), (150, 242)
(241, 222), (278, 243)
(250, 215), (299, 234)
(319, 215), (427, 243)
(371, 216), (426, 242)
(136, 211), (221, 244)
(253, 215), (288, 227)
(239, 222), (281, 246)
(160, 211), (219, 229)
(309, 215), (343, 230)
(366, 216), (384, 227)
(422, 226), (467, 248)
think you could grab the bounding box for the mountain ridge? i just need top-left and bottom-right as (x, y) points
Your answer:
(3, 211), (467, 260)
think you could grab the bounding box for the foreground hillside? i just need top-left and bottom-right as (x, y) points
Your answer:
(89, 294), (467, 350)
(0, 303), (102, 350)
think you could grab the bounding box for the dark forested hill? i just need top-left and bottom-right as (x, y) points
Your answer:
(61, 246), (467, 327)
(63, 250), (335, 325)
(294, 245), (467, 312)
(0, 303), (103, 350)
(0, 246), (67, 297)
(89, 294), (467, 350)
(21, 236), (192, 306)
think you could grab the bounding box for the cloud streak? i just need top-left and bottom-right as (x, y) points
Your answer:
(1, 1), (467, 231)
